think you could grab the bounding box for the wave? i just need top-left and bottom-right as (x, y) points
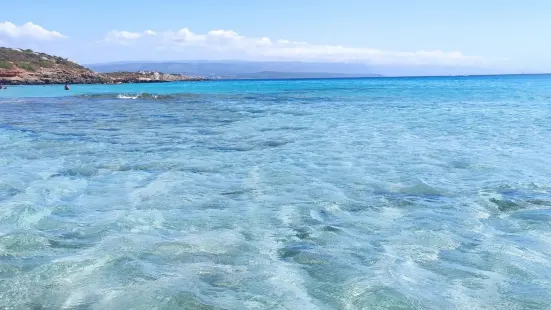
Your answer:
(117, 94), (141, 100)
(77, 93), (200, 100)
(69, 92), (340, 103)
(115, 93), (178, 100)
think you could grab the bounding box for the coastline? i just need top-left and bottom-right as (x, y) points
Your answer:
(0, 72), (210, 86)
(0, 47), (209, 86)
(3, 73), (549, 87)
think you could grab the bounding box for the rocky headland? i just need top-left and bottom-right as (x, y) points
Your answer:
(0, 47), (207, 85)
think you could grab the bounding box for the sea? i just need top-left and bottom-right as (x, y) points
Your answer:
(0, 76), (550, 309)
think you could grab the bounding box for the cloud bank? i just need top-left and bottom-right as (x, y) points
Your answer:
(101, 27), (486, 66)
(0, 21), (67, 40)
(0, 21), (493, 68)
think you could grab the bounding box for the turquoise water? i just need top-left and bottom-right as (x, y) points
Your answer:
(1, 76), (551, 309)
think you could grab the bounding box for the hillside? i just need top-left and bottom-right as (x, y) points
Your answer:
(0, 47), (208, 85)
(0, 47), (110, 85)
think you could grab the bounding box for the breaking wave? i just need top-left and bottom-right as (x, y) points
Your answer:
(77, 93), (191, 100)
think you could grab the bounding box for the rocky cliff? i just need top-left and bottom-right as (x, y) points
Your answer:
(0, 47), (207, 85)
(0, 47), (111, 85)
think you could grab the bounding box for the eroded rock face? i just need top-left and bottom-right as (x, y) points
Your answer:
(0, 47), (114, 85)
(1, 71), (112, 85)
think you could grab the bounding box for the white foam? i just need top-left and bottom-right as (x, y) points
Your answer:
(116, 94), (140, 99)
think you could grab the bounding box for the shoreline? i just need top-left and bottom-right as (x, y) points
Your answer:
(2, 72), (550, 87)
(0, 73), (211, 86)
(0, 79), (210, 86)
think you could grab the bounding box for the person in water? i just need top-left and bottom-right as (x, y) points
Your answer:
(64, 83), (70, 90)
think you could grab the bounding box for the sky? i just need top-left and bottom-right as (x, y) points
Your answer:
(1, 0), (550, 73)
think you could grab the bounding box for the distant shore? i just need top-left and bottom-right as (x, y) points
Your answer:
(103, 71), (209, 84)
(0, 47), (209, 86)
(0, 71), (210, 86)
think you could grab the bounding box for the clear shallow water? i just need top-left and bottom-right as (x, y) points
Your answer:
(1, 76), (551, 309)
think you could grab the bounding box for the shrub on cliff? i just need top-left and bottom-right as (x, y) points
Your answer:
(17, 62), (37, 72)
(0, 60), (14, 69)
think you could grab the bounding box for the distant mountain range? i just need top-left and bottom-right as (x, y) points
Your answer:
(1, 47), (517, 84)
(229, 71), (382, 79)
(87, 61), (382, 79)
(87, 60), (514, 79)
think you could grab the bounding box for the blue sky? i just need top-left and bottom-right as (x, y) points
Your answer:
(1, 0), (549, 73)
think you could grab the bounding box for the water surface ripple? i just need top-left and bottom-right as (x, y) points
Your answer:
(1, 76), (551, 309)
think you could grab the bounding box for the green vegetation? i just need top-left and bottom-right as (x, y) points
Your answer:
(38, 60), (55, 68)
(55, 56), (70, 66)
(0, 46), (115, 85)
(0, 60), (14, 69)
(56, 57), (68, 65)
(0, 47), (86, 71)
(17, 62), (37, 72)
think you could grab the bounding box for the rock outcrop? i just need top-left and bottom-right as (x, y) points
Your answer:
(0, 47), (111, 85)
(0, 47), (207, 85)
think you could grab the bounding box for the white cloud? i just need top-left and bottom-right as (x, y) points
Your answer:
(101, 27), (487, 66)
(207, 30), (243, 40)
(108, 30), (143, 40)
(256, 37), (272, 46)
(102, 29), (158, 43)
(173, 28), (206, 43)
(277, 39), (307, 45)
(0, 21), (67, 40)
